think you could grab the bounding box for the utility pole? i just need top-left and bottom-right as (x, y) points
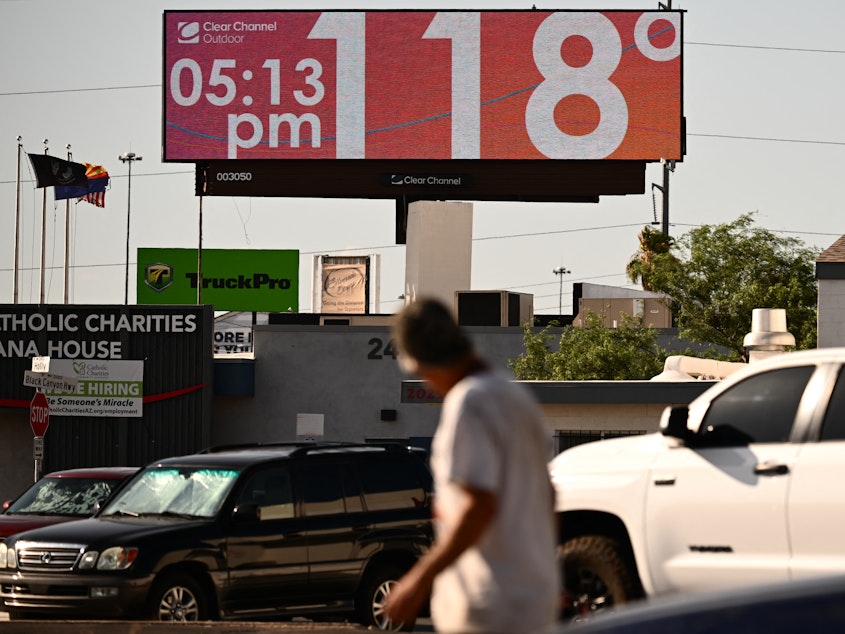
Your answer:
(553, 266), (571, 319)
(119, 151), (142, 305)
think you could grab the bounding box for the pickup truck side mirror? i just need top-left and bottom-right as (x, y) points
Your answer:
(660, 405), (694, 442)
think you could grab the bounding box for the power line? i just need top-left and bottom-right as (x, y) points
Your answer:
(686, 41), (845, 54)
(689, 133), (845, 147)
(0, 84), (159, 97)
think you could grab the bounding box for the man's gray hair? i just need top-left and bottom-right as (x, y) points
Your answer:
(393, 298), (474, 370)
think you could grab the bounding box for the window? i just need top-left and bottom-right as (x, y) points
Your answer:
(821, 367), (845, 441)
(699, 365), (815, 445)
(356, 455), (428, 511)
(238, 468), (294, 520)
(554, 430), (647, 454)
(297, 463), (346, 517)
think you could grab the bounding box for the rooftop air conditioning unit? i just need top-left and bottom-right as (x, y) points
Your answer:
(455, 291), (534, 327)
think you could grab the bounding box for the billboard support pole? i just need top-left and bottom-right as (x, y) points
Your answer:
(661, 159), (675, 237)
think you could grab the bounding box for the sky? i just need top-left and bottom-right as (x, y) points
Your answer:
(1, 0), (843, 316)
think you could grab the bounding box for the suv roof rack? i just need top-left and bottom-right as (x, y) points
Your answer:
(196, 440), (414, 456)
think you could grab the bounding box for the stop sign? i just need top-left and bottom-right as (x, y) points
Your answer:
(30, 391), (50, 437)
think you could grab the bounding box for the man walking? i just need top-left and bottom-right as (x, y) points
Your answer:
(385, 297), (559, 633)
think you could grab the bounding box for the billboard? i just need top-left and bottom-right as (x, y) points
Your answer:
(320, 255), (370, 314)
(137, 248), (299, 312)
(164, 10), (683, 162)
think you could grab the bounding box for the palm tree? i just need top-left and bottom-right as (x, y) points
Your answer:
(626, 226), (674, 291)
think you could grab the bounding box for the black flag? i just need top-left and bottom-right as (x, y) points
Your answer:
(28, 153), (88, 188)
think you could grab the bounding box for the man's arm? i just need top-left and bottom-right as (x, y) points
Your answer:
(384, 485), (497, 625)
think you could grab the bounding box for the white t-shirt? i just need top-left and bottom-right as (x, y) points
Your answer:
(429, 370), (559, 634)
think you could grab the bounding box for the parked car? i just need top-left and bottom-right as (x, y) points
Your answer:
(563, 574), (845, 633)
(0, 442), (433, 630)
(1, 467), (138, 538)
(549, 347), (845, 617)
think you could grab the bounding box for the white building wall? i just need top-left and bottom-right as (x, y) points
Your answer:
(404, 201), (473, 309)
(818, 278), (845, 347)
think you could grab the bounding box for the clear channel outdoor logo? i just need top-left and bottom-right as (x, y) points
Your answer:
(177, 22), (200, 44)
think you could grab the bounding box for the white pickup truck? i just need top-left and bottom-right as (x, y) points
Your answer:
(549, 347), (845, 616)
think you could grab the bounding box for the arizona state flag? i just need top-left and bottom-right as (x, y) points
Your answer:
(28, 153), (88, 188)
(55, 163), (110, 207)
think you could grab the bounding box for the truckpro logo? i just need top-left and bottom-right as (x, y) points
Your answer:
(185, 272), (291, 290)
(145, 263), (174, 292)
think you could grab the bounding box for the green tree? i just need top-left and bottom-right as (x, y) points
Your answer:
(510, 311), (668, 380)
(641, 213), (819, 358)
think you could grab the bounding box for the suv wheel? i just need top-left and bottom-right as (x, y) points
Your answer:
(357, 564), (415, 632)
(146, 572), (208, 621)
(559, 535), (640, 619)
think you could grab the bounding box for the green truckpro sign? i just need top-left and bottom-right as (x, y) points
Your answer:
(137, 248), (298, 312)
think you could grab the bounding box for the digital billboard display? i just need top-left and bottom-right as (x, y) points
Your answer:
(163, 10), (683, 162)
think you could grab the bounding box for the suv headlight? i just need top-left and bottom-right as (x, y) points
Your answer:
(0, 542), (16, 570)
(96, 546), (139, 571)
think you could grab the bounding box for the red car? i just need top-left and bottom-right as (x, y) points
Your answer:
(0, 467), (138, 538)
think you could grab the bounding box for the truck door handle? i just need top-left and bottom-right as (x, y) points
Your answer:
(754, 462), (789, 476)
(654, 475), (676, 486)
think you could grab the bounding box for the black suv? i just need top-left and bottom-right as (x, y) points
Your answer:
(0, 442), (433, 630)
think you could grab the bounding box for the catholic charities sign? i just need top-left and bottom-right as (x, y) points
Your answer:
(44, 359), (144, 418)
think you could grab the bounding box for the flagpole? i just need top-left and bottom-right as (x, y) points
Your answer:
(40, 139), (48, 305)
(14, 136), (22, 304)
(197, 193), (203, 305)
(64, 144), (72, 304)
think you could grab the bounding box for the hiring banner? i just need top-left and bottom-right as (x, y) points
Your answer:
(43, 359), (144, 418)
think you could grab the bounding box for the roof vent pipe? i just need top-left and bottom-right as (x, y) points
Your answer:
(742, 308), (795, 363)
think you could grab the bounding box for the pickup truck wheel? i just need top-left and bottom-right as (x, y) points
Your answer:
(146, 572), (208, 622)
(559, 535), (639, 619)
(356, 563), (415, 632)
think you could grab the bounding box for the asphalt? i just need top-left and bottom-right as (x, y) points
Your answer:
(0, 613), (439, 632)
(0, 620), (370, 633)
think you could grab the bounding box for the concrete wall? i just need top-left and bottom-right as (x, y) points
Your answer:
(211, 324), (529, 446)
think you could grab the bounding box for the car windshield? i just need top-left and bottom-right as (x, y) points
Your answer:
(101, 466), (240, 519)
(6, 478), (119, 516)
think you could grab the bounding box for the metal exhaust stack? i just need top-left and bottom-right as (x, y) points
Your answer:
(742, 308), (795, 363)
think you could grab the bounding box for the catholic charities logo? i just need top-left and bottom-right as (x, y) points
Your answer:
(177, 22), (200, 44)
(145, 263), (174, 292)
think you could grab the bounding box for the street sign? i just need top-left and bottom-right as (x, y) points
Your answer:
(30, 391), (50, 437)
(22, 371), (78, 393)
(31, 356), (50, 373)
(33, 436), (44, 460)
